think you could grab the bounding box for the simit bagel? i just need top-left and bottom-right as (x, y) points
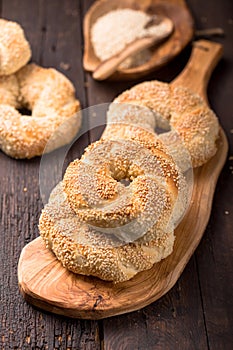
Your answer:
(0, 19), (31, 75)
(39, 137), (188, 283)
(63, 138), (186, 232)
(0, 63), (81, 158)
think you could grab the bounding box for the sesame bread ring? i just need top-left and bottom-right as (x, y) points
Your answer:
(0, 19), (31, 75)
(40, 128), (189, 282)
(39, 134), (188, 283)
(63, 138), (188, 241)
(113, 81), (219, 168)
(39, 181), (175, 283)
(64, 139), (175, 230)
(0, 63), (81, 158)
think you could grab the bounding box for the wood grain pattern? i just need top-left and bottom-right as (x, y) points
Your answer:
(83, 0), (194, 80)
(187, 2), (233, 350)
(18, 40), (228, 320)
(1, 1), (233, 349)
(102, 255), (209, 349)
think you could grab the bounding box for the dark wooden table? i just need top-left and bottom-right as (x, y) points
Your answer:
(0, 1), (232, 349)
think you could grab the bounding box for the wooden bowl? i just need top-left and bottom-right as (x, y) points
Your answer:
(83, 0), (194, 81)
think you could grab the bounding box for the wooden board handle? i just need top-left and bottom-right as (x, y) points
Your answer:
(172, 40), (223, 102)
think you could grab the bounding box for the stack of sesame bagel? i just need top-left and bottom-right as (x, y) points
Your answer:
(39, 80), (219, 283)
(0, 18), (81, 159)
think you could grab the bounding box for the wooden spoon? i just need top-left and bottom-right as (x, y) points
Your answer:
(93, 15), (174, 81)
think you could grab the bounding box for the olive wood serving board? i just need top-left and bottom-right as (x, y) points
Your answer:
(18, 40), (228, 319)
(83, 0), (194, 81)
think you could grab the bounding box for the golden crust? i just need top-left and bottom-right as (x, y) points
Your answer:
(0, 75), (19, 107)
(39, 135), (188, 282)
(114, 81), (219, 167)
(0, 63), (81, 158)
(63, 138), (180, 229)
(0, 19), (31, 75)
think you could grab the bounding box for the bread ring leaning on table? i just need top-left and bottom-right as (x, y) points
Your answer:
(0, 18), (31, 75)
(0, 63), (81, 158)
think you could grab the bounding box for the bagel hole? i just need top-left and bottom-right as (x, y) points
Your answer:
(18, 107), (32, 116)
(110, 168), (132, 187)
(155, 125), (170, 134)
(119, 178), (131, 187)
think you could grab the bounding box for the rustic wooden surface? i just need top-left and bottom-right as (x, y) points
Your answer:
(0, 0), (232, 349)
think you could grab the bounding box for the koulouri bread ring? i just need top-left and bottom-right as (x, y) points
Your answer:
(111, 80), (219, 168)
(39, 133), (189, 282)
(63, 138), (187, 234)
(0, 63), (81, 158)
(0, 19), (31, 75)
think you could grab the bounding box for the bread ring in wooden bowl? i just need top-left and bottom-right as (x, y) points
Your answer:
(111, 81), (219, 168)
(0, 19), (31, 75)
(0, 63), (81, 158)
